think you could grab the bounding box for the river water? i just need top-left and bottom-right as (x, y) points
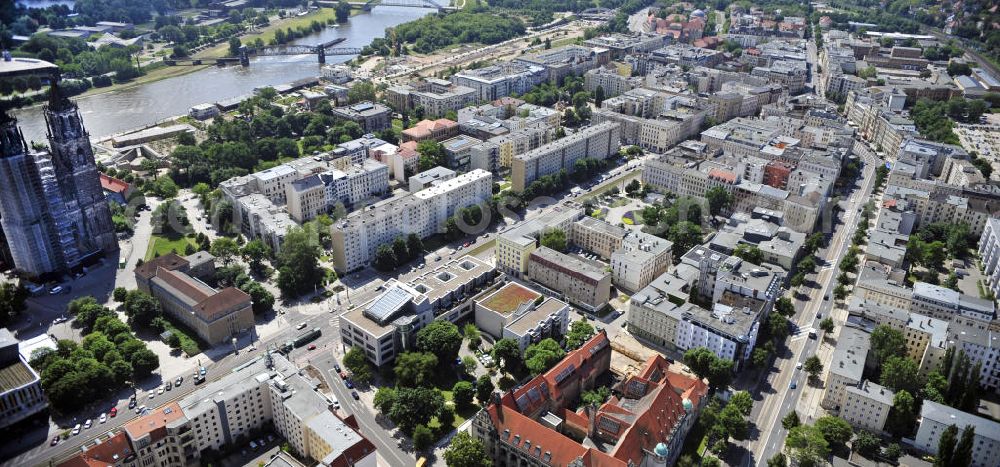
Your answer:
(12, 6), (435, 143)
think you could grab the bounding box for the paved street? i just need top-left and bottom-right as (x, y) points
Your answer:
(748, 143), (882, 466)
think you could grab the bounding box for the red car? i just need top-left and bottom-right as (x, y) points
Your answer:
(109, 407), (117, 417)
(307, 344), (317, 351)
(339, 371), (349, 380)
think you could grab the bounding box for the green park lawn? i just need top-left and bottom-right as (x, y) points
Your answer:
(145, 233), (197, 260)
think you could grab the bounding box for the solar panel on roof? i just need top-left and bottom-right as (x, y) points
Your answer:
(364, 286), (411, 324)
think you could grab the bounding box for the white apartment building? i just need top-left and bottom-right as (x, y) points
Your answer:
(330, 169), (492, 272)
(611, 231), (673, 292)
(501, 297), (570, 351)
(450, 63), (547, 101)
(496, 206), (584, 277)
(914, 401), (1000, 467)
(386, 78), (478, 117)
(286, 175), (326, 223)
(949, 321), (1000, 392)
(584, 66), (643, 98)
(821, 326), (871, 410)
(840, 380), (894, 434)
(511, 121), (621, 192)
(980, 217), (1000, 298)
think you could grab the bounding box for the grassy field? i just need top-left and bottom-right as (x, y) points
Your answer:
(241, 8), (339, 46)
(145, 233), (197, 260)
(163, 319), (203, 356)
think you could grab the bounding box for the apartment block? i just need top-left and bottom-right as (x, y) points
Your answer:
(330, 169), (492, 272)
(386, 78), (478, 117)
(527, 246), (612, 313)
(470, 126), (556, 173)
(840, 380), (894, 434)
(571, 216), (627, 259)
(611, 232), (673, 293)
(329, 102), (391, 132)
(584, 65), (643, 98)
(914, 401), (1000, 467)
(582, 33), (664, 59)
(495, 206), (583, 278)
(511, 121), (621, 192)
(514, 45), (610, 83)
(450, 63), (547, 101)
(821, 326), (871, 410)
(980, 217), (1000, 299)
(0, 329), (47, 429)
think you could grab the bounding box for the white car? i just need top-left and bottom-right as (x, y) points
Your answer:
(157, 387), (164, 395)
(796, 362), (803, 370)
(148, 392), (155, 399)
(99, 413), (107, 424)
(296, 323), (308, 330)
(72, 424), (81, 435)
(83, 419), (92, 429)
(49, 286), (63, 295)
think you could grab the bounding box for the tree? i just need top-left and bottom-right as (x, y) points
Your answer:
(416, 320), (462, 366)
(373, 244), (398, 271)
(112, 287), (128, 303)
(210, 237), (240, 265)
(684, 347), (717, 381)
(733, 244), (764, 265)
(540, 227), (567, 252)
(870, 325), (906, 367)
(241, 239), (270, 273)
(335, 1), (352, 22)
(880, 356), (924, 395)
(785, 424), (830, 467)
(123, 290), (161, 327)
(775, 297), (795, 317)
(729, 391), (753, 416)
(412, 424), (434, 451)
(347, 81), (376, 104)
(0, 281), (27, 327)
(717, 402), (749, 440)
(752, 348), (771, 368)
(437, 404), (455, 428)
(492, 338), (522, 373)
(884, 443), (902, 461)
(853, 430), (880, 457)
(388, 386), (444, 434)
(343, 346), (372, 384)
(394, 352), (438, 388)
(416, 140), (446, 171)
(934, 424), (958, 467)
(767, 453), (787, 467)
(594, 85), (606, 107)
(476, 374), (495, 405)
(276, 227), (323, 298)
(525, 338), (566, 375)
(373, 387), (396, 414)
(782, 411), (801, 430)
(406, 233), (423, 260)
(705, 186), (733, 216)
(819, 317), (834, 333)
(581, 386), (611, 406)
(565, 320), (595, 350)
(887, 389), (917, 437)
(240, 282), (274, 314)
(953, 426), (975, 467)
(804, 355), (823, 379)
(815, 416), (853, 448)
(444, 432), (492, 467)
(453, 381), (475, 409)
(708, 357), (734, 389)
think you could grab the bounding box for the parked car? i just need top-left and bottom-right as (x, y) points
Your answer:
(333, 364), (341, 373)
(49, 286), (63, 295)
(84, 419), (92, 429)
(165, 381), (172, 391)
(351, 390), (359, 400)
(109, 407), (117, 417)
(50, 436), (60, 446)
(796, 362), (803, 370)
(99, 413), (107, 424)
(157, 387), (164, 395)
(175, 376), (183, 386)
(339, 371), (349, 380)
(296, 323), (308, 330)
(790, 381), (797, 389)
(128, 398), (136, 409)
(136, 405), (146, 415)
(345, 380), (354, 389)
(307, 344), (317, 351)
(72, 424), (81, 435)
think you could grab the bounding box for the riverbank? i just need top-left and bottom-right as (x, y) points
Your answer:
(75, 8), (348, 99)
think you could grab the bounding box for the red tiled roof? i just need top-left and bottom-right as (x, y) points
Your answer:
(155, 267), (212, 303)
(57, 432), (134, 467)
(123, 402), (184, 442)
(401, 118), (457, 139)
(397, 141), (419, 158)
(708, 168), (737, 184)
(100, 173), (130, 194)
(193, 287), (251, 322)
(134, 253), (188, 281)
(483, 344), (705, 467)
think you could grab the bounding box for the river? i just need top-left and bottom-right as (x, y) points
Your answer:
(11, 6), (435, 143)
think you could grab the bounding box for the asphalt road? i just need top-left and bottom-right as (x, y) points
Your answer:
(748, 143), (881, 466)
